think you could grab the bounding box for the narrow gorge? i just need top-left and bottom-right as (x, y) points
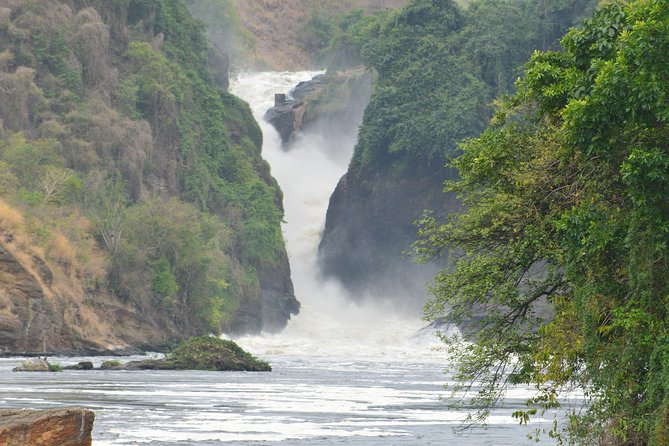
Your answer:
(2, 1), (666, 445)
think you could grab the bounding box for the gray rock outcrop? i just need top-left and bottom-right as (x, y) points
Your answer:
(264, 74), (327, 143)
(318, 165), (457, 311)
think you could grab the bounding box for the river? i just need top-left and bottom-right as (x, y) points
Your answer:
(0, 72), (563, 445)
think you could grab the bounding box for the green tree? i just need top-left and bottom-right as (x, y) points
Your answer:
(114, 197), (238, 333)
(416, 1), (669, 444)
(84, 173), (128, 260)
(345, 0), (596, 176)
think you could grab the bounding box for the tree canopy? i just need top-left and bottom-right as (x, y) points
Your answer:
(415, 0), (669, 443)
(315, 0), (598, 177)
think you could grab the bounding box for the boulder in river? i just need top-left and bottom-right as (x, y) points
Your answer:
(12, 358), (50, 372)
(0, 408), (94, 446)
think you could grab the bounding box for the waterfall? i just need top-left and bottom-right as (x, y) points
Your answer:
(229, 72), (444, 358)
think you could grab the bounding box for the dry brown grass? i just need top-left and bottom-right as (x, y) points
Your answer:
(47, 232), (76, 266)
(233, 0), (408, 70)
(0, 199), (23, 231)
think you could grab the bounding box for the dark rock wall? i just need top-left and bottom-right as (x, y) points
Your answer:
(318, 165), (458, 311)
(224, 250), (299, 334)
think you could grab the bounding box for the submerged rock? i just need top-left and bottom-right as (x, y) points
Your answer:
(63, 361), (94, 371)
(0, 408), (94, 446)
(12, 358), (50, 372)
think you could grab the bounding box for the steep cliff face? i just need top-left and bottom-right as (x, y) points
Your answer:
(319, 165), (457, 309)
(0, 235), (179, 354)
(317, 0), (598, 308)
(0, 0), (298, 353)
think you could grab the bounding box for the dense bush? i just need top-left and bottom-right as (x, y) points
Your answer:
(167, 336), (271, 372)
(416, 1), (669, 443)
(313, 0), (597, 176)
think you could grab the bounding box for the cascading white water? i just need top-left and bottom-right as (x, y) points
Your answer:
(230, 72), (445, 358)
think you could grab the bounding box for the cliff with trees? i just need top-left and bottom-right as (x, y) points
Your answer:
(318, 0), (598, 308)
(0, 0), (298, 354)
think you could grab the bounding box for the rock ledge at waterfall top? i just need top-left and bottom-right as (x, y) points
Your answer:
(264, 70), (372, 145)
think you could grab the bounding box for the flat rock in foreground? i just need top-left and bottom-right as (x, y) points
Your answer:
(0, 408), (94, 446)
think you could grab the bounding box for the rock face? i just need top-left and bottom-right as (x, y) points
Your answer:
(265, 74), (327, 143)
(224, 252), (300, 334)
(0, 240), (181, 355)
(318, 165), (458, 310)
(0, 408), (94, 446)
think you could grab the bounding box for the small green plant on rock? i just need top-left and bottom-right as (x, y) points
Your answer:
(47, 362), (63, 372)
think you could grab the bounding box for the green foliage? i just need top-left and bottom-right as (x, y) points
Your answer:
(1, 133), (61, 189)
(47, 362), (63, 372)
(113, 197), (240, 333)
(100, 359), (122, 369)
(123, 41), (180, 120)
(118, 2), (284, 271)
(0, 133), (81, 206)
(417, 0), (669, 443)
(33, 30), (82, 93)
(151, 256), (179, 307)
(342, 0), (597, 177)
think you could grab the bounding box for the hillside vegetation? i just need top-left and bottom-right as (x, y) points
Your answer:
(0, 0), (296, 350)
(192, 0), (410, 70)
(414, 0), (669, 444)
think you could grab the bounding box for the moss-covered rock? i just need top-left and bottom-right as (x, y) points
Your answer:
(96, 337), (271, 372)
(166, 336), (271, 372)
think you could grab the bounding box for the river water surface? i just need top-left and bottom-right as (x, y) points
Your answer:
(0, 72), (564, 445)
(0, 353), (559, 445)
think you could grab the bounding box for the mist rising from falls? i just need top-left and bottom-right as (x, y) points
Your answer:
(230, 72), (444, 358)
